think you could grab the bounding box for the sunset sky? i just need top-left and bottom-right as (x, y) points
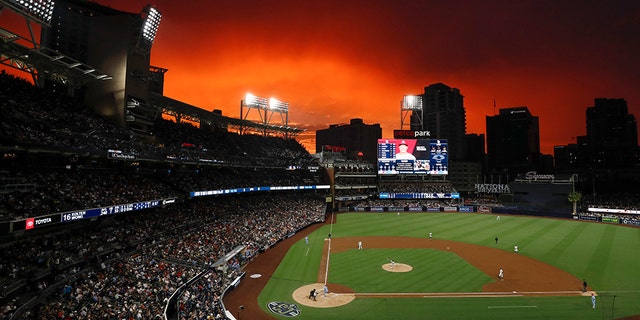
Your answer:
(2, 0), (639, 154)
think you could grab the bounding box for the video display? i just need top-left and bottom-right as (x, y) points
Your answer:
(377, 139), (448, 175)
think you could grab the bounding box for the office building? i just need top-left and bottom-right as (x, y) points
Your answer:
(586, 98), (638, 168)
(316, 118), (382, 164)
(486, 107), (541, 179)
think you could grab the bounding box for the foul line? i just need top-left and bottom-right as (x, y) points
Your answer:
(352, 291), (591, 299)
(488, 306), (537, 309)
(323, 212), (335, 285)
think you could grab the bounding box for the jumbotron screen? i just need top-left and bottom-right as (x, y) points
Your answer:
(377, 139), (448, 175)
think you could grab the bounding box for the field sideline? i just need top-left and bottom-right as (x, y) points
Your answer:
(251, 212), (640, 320)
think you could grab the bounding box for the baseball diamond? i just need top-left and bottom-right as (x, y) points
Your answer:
(223, 212), (640, 320)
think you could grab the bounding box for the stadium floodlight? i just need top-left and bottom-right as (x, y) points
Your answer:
(269, 98), (289, 112)
(402, 95), (423, 110)
(0, 0), (56, 26)
(141, 4), (161, 43)
(244, 93), (268, 109)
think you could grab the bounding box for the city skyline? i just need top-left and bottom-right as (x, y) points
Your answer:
(2, 0), (639, 155)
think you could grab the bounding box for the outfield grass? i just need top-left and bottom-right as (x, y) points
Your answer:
(258, 212), (640, 319)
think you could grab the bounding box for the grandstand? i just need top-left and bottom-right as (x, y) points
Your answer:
(0, 70), (329, 319)
(1, 1), (321, 316)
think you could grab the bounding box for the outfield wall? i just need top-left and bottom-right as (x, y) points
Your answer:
(346, 205), (640, 227)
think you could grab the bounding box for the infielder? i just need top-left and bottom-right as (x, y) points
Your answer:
(498, 268), (504, 281)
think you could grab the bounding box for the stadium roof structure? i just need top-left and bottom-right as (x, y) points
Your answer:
(151, 93), (305, 138)
(0, 5), (112, 87)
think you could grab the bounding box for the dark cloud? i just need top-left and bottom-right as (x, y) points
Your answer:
(2, 0), (638, 154)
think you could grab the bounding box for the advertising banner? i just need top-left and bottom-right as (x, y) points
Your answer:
(601, 216), (619, 224)
(478, 206), (492, 213)
(621, 218), (640, 227)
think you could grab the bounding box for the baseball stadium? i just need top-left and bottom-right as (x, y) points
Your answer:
(1, 1), (640, 320)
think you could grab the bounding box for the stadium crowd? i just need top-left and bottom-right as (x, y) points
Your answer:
(1, 193), (326, 320)
(1, 71), (327, 320)
(377, 181), (456, 194)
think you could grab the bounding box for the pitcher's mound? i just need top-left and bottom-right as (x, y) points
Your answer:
(292, 283), (355, 308)
(382, 263), (413, 272)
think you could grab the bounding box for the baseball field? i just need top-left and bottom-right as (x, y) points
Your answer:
(225, 212), (640, 320)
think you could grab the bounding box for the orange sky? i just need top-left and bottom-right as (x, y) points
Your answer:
(2, 0), (639, 155)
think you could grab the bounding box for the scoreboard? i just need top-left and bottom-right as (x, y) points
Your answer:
(377, 139), (448, 175)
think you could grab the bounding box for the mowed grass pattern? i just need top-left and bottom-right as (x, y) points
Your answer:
(330, 248), (491, 293)
(258, 212), (640, 319)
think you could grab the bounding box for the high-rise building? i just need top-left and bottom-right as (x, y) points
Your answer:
(486, 107), (541, 178)
(315, 118), (382, 164)
(411, 83), (466, 160)
(464, 133), (485, 163)
(586, 98), (638, 168)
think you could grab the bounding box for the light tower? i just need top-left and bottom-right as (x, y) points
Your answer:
(241, 93), (291, 137)
(0, 0), (55, 27)
(400, 95), (423, 130)
(133, 4), (161, 55)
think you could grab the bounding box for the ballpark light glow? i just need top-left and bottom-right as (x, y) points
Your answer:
(245, 93), (269, 109)
(142, 5), (161, 43)
(269, 98), (289, 112)
(402, 95), (422, 110)
(1, 0), (55, 25)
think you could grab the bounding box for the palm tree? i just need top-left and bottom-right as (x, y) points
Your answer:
(568, 191), (582, 215)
